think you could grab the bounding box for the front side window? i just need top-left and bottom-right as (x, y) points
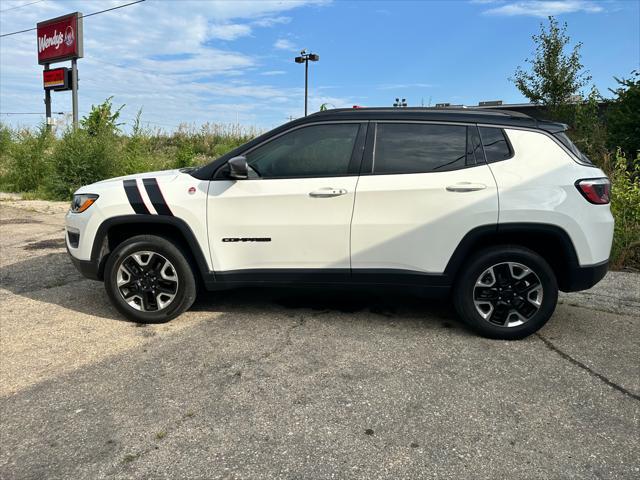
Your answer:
(245, 123), (360, 179)
(478, 127), (512, 163)
(373, 123), (469, 174)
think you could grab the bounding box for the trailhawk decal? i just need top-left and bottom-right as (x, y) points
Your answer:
(123, 179), (173, 216)
(222, 238), (271, 242)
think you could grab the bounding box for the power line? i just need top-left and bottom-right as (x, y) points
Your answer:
(82, 0), (145, 19)
(0, 0), (146, 38)
(0, 112), (65, 115)
(0, 0), (46, 14)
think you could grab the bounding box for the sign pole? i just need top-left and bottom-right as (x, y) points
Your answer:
(71, 58), (78, 129)
(44, 63), (52, 129)
(37, 12), (83, 129)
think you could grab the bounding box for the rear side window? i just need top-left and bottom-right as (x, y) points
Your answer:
(478, 127), (512, 163)
(373, 123), (470, 174)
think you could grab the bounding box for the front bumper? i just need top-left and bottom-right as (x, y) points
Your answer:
(67, 243), (101, 281)
(562, 260), (609, 292)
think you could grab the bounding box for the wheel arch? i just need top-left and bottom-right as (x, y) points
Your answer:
(444, 223), (581, 292)
(90, 215), (211, 283)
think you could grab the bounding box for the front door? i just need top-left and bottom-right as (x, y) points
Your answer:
(207, 122), (365, 280)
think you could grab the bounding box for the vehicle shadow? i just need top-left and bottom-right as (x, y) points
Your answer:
(0, 251), (465, 331)
(0, 251), (126, 321)
(191, 285), (465, 332)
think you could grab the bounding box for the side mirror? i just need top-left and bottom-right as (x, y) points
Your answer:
(228, 156), (248, 180)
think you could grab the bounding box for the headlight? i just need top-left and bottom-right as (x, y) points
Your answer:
(71, 194), (99, 213)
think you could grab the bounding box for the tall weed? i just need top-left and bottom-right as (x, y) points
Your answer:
(608, 150), (640, 270)
(0, 124), (52, 193)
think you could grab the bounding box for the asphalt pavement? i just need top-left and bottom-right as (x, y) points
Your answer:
(0, 196), (638, 480)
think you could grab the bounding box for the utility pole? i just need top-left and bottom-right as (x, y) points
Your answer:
(294, 50), (319, 116)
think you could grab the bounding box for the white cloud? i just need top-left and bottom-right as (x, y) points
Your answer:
(209, 23), (252, 41)
(0, 0), (331, 130)
(483, 1), (604, 17)
(274, 38), (297, 51)
(252, 16), (292, 27)
(378, 83), (434, 90)
(261, 70), (287, 76)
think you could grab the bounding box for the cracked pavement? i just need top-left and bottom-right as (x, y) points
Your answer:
(0, 197), (639, 479)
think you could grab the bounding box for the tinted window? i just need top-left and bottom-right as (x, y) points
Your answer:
(478, 127), (512, 162)
(554, 131), (593, 165)
(374, 123), (468, 174)
(245, 123), (359, 178)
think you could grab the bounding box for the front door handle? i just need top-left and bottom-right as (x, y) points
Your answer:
(446, 182), (487, 192)
(309, 187), (348, 198)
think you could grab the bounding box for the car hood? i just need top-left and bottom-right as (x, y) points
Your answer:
(93, 169), (182, 185)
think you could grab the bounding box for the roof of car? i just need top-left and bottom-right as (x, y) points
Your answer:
(306, 107), (561, 130)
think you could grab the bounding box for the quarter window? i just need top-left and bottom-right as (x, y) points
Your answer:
(373, 123), (470, 174)
(245, 123), (360, 179)
(478, 127), (512, 163)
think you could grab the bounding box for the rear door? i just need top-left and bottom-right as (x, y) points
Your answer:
(350, 122), (498, 276)
(207, 122), (366, 278)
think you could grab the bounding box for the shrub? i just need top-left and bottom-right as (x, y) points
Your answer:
(608, 150), (640, 270)
(44, 127), (121, 199)
(1, 124), (52, 193)
(570, 87), (608, 165)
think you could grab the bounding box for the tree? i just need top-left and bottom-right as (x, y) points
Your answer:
(512, 16), (591, 112)
(570, 86), (608, 164)
(606, 71), (640, 158)
(81, 97), (124, 136)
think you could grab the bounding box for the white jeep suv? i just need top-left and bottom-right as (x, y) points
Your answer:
(65, 108), (613, 339)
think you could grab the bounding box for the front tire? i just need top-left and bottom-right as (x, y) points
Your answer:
(453, 246), (558, 340)
(104, 235), (197, 323)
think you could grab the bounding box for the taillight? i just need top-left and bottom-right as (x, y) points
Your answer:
(575, 178), (611, 204)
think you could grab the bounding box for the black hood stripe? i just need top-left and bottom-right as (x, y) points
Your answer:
(123, 179), (150, 215)
(143, 178), (173, 216)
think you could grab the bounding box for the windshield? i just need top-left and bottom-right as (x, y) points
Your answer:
(554, 132), (593, 166)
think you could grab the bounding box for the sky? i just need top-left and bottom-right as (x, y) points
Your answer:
(1, 0), (639, 131)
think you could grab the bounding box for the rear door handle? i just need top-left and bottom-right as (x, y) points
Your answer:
(309, 187), (348, 198)
(446, 182), (487, 192)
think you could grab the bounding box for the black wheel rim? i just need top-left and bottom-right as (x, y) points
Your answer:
(473, 262), (543, 327)
(116, 251), (179, 312)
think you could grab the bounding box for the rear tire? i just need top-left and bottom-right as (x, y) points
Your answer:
(453, 246), (558, 340)
(104, 235), (197, 323)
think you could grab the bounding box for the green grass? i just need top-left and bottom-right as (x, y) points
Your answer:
(0, 120), (257, 201)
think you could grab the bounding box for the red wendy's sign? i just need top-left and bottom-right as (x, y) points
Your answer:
(37, 12), (83, 65)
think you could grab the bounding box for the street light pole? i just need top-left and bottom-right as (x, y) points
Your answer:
(295, 50), (319, 117)
(304, 57), (309, 116)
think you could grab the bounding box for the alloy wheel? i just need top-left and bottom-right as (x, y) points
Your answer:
(116, 251), (179, 312)
(473, 262), (543, 327)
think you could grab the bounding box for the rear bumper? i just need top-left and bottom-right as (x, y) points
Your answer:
(562, 260), (608, 292)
